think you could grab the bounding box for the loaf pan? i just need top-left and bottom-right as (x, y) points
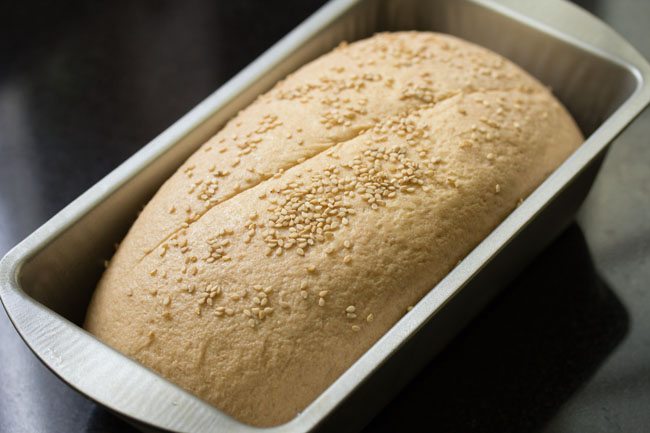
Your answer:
(2, 0), (649, 432)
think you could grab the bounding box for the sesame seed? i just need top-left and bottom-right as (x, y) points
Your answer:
(366, 313), (374, 322)
(351, 325), (360, 332)
(346, 305), (356, 313)
(318, 298), (326, 307)
(343, 255), (352, 264)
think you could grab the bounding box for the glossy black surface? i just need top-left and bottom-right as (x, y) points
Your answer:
(1, 1), (649, 432)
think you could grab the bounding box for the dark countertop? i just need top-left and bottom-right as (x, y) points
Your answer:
(1, 1), (648, 432)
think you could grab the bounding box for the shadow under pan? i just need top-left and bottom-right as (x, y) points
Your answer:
(364, 223), (629, 433)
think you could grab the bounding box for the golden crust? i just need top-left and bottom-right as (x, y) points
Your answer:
(85, 32), (583, 426)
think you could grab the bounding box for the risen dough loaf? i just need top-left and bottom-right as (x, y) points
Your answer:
(85, 32), (583, 426)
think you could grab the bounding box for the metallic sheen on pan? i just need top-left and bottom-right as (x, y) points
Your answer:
(1, 0), (649, 432)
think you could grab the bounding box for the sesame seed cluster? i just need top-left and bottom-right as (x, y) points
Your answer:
(86, 32), (584, 427)
(258, 139), (432, 263)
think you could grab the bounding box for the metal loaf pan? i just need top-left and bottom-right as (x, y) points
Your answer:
(1, 0), (649, 432)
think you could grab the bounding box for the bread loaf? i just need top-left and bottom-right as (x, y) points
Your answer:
(85, 32), (583, 426)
